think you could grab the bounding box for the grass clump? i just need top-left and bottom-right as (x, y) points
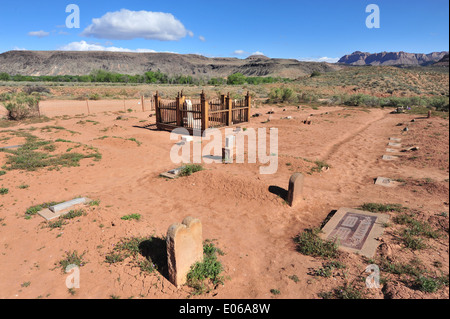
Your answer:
(0, 131), (101, 171)
(293, 228), (339, 258)
(186, 240), (225, 295)
(58, 250), (87, 272)
(121, 214), (141, 221)
(25, 201), (60, 218)
(414, 275), (449, 293)
(309, 160), (330, 174)
(319, 284), (364, 299)
(0, 188), (8, 195)
(104, 236), (163, 275)
(179, 164), (204, 177)
(360, 203), (406, 213)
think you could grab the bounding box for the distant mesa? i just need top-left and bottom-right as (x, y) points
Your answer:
(338, 50), (449, 66)
(0, 50), (341, 79)
(246, 54), (270, 61)
(433, 53), (449, 66)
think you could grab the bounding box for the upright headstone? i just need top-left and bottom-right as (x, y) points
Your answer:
(166, 217), (203, 288)
(287, 173), (305, 207)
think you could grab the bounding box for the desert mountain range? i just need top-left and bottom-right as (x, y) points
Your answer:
(0, 50), (341, 79)
(338, 51), (448, 66)
(0, 50), (447, 79)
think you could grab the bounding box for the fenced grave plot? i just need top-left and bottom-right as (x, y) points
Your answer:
(155, 91), (251, 134)
(319, 207), (389, 258)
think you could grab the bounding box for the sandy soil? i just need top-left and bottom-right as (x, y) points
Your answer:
(0, 100), (448, 299)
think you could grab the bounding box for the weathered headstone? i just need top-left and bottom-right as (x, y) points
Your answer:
(375, 177), (397, 187)
(166, 217), (203, 288)
(222, 147), (232, 163)
(382, 155), (398, 161)
(388, 142), (401, 148)
(386, 148), (400, 153)
(287, 173), (305, 207)
(320, 207), (389, 258)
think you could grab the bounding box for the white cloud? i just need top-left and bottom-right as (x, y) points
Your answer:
(188, 31), (194, 37)
(28, 30), (50, 38)
(199, 35), (206, 42)
(252, 51), (265, 56)
(81, 9), (189, 41)
(298, 56), (340, 63)
(59, 41), (156, 53)
(233, 50), (246, 56)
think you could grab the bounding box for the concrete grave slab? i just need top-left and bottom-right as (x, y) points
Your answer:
(382, 155), (399, 161)
(386, 148), (401, 153)
(389, 137), (402, 142)
(320, 207), (389, 258)
(0, 145), (23, 150)
(388, 142), (402, 148)
(38, 197), (92, 221)
(49, 198), (90, 213)
(375, 177), (397, 187)
(160, 167), (184, 179)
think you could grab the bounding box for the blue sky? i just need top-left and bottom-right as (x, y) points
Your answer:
(0, 0), (448, 61)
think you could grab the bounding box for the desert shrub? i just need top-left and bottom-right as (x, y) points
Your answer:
(227, 73), (246, 85)
(22, 86), (50, 95)
(2, 93), (40, 120)
(268, 87), (295, 103)
(0, 72), (11, 81)
(0, 93), (12, 102)
(428, 96), (449, 112)
(298, 92), (319, 103)
(88, 93), (101, 101)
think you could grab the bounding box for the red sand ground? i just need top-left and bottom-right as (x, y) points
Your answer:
(0, 100), (448, 299)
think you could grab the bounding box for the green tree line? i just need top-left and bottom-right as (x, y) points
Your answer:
(0, 70), (291, 86)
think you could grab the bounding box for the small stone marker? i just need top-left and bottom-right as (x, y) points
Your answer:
(375, 177), (397, 187)
(388, 142), (402, 148)
(225, 135), (235, 148)
(38, 197), (92, 221)
(382, 155), (398, 161)
(320, 207), (389, 258)
(0, 145), (23, 150)
(287, 173), (305, 207)
(49, 198), (89, 213)
(386, 148), (400, 153)
(160, 166), (184, 179)
(167, 217), (203, 288)
(182, 136), (193, 143)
